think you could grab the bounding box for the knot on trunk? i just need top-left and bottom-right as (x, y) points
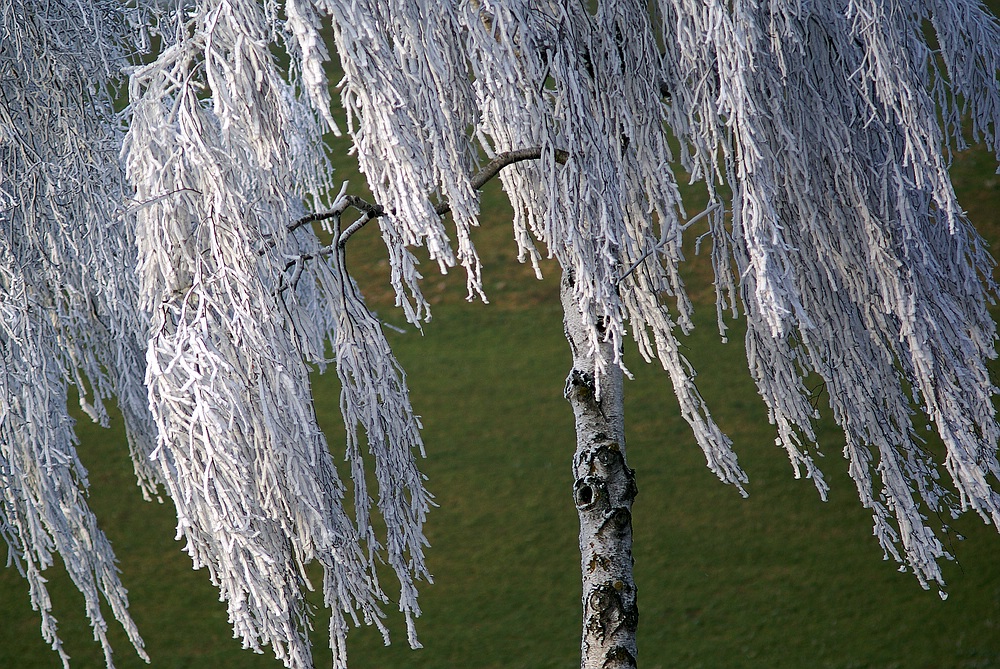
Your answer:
(603, 645), (637, 669)
(589, 442), (623, 476)
(622, 465), (638, 503)
(564, 368), (596, 403)
(574, 476), (608, 511)
(598, 507), (632, 537)
(587, 582), (639, 643)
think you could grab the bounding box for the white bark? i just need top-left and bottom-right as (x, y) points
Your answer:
(562, 272), (638, 669)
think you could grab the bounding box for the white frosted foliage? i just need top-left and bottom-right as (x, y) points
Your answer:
(319, 0), (1000, 591)
(122, 1), (430, 666)
(658, 0), (1000, 588)
(3, 0), (1000, 667)
(1, 3), (155, 666)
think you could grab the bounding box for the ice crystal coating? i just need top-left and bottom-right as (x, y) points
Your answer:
(3, 0), (1000, 667)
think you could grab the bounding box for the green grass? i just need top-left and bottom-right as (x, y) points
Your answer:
(3, 296), (999, 669)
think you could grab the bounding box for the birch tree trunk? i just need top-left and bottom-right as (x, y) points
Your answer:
(561, 272), (639, 669)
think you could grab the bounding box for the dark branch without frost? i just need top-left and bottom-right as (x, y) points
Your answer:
(287, 146), (569, 240)
(287, 208), (342, 234)
(338, 195), (385, 246)
(276, 146), (571, 295)
(451, 146), (570, 212)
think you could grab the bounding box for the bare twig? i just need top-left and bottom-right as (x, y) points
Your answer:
(337, 195), (386, 246)
(288, 181), (353, 234)
(287, 209), (343, 234)
(279, 146), (569, 292)
(289, 146), (569, 235)
(125, 187), (203, 215)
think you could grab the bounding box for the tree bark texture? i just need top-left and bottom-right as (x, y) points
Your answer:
(561, 272), (638, 669)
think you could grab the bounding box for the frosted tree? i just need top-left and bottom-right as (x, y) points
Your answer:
(3, 1), (1000, 668)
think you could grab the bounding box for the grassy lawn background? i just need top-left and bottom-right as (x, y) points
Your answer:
(4, 10), (1000, 668)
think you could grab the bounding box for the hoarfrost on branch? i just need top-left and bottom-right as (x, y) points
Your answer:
(2, 0), (1000, 667)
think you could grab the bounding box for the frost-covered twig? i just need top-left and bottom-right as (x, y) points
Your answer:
(616, 202), (722, 284)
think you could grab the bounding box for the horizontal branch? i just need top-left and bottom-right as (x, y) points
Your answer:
(273, 145), (574, 301)
(289, 146), (569, 235)
(288, 209), (340, 234)
(434, 146), (570, 216)
(277, 146), (570, 292)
